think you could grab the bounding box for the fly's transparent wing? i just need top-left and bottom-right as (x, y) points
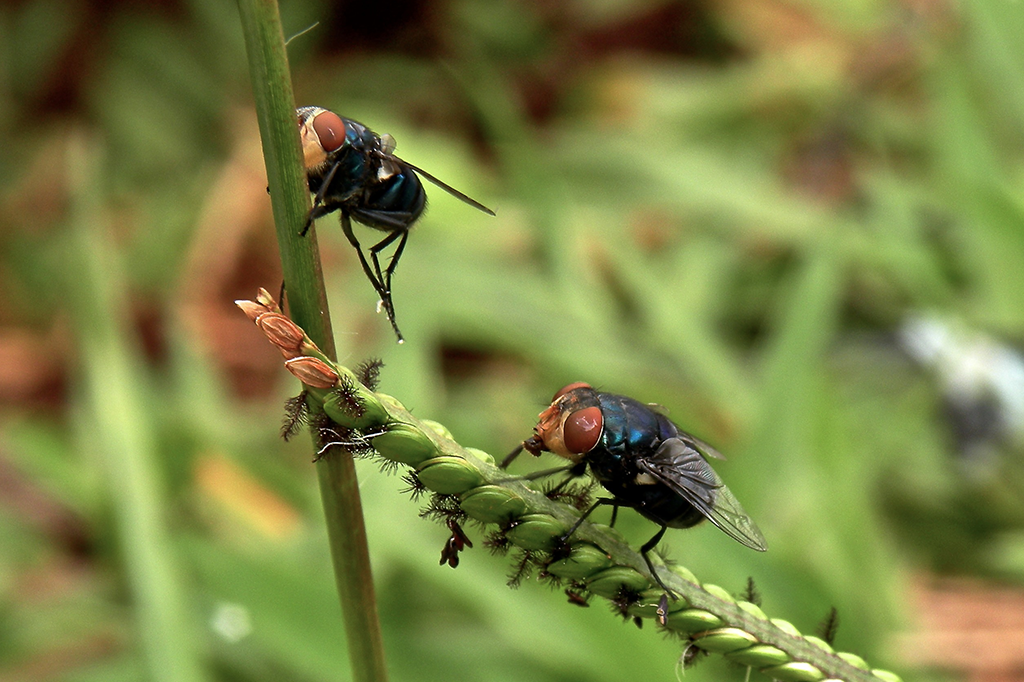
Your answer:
(637, 438), (767, 551)
(394, 156), (496, 216)
(682, 432), (726, 460)
(647, 405), (725, 460)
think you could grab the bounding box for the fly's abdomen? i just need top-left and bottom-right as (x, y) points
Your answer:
(377, 170), (426, 219)
(640, 490), (705, 528)
(354, 170), (426, 231)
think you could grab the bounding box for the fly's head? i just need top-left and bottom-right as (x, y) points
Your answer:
(530, 382), (604, 463)
(297, 106), (350, 177)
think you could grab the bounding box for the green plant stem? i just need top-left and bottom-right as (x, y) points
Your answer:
(67, 137), (207, 682)
(235, 2), (388, 681)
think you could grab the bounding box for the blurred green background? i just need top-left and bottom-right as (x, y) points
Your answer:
(4, 0), (1024, 680)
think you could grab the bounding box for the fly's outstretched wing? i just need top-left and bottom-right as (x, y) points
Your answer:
(644, 403), (724, 460)
(394, 156), (496, 216)
(636, 438), (767, 552)
(681, 432), (726, 460)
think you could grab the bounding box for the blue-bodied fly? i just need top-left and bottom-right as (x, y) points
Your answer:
(504, 382), (766, 615)
(297, 106), (495, 343)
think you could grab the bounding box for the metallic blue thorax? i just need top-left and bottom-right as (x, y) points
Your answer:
(586, 392), (706, 529)
(594, 394), (678, 460)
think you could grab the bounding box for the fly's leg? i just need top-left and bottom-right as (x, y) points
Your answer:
(639, 525), (679, 625)
(501, 443), (526, 469)
(339, 212), (382, 291)
(562, 498), (619, 540)
(559, 499), (678, 623)
(301, 161), (342, 236)
(339, 213), (404, 342)
(302, 204), (333, 236)
(512, 460), (585, 484)
(550, 498), (616, 567)
(367, 229), (408, 343)
(369, 228), (408, 298)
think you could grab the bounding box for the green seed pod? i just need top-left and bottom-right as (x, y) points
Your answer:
(420, 419), (453, 441)
(665, 608), (725, 632)
(585, 566), (651, 598)
(803, 635), (834, 653)
(737, 600), (768, 620)
(459, 485), (527, 524)
(770, 618), (801, 637)
(702, 583), (735, 603)
(667, 563), (699, 585)
(545, 543), (613, 579)
(464, 447), (495, 466)
(376, 393), (405, 411)
(505, 514), (568, 551)
(589, 523), (628, 545)
(836, 653), (869, 670)
(322, 387), (389, 429)
(691, 627), (758, 653)
(726, 643), (790, 667)
(626, 589), (686, 619)
(761, 661), (825, 682)
(870, 669), (903, 682)
(416, 456), (486, 495)
(371, 422), (438, 466)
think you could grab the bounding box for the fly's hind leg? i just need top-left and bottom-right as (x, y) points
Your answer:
(368, 229), (408, 300)
(367, 228), (408, 343)
(339, 213), (404, 342)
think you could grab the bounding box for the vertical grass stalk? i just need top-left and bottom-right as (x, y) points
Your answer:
(235, 2), (389, 680)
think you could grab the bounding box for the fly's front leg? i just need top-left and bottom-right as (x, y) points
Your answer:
(301, 162), (342, 236)
(562, 498), (620, 541)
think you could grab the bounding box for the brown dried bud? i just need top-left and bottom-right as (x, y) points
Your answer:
(255, 288), (280, 311)
(284, 356), (339, 388)
(256, 312), (305, 355)
(235, 299), (268, 323)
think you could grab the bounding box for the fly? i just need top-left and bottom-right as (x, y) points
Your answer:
(297, 106), (494, 343)
(505, 382), (767, 619)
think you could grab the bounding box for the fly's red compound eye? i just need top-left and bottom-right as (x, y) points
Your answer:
(552, 382), (592, 402)
(562, 406), (602, 454)
(312, 110), (347, 152)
